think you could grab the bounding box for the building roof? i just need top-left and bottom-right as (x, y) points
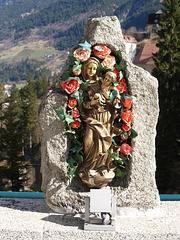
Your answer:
(123, 35), (137, 43)
(133, 43), (159, 65)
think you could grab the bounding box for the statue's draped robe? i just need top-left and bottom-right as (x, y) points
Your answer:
(80, 79), (117, 176)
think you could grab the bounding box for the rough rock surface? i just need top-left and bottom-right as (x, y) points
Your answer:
(39, 16), (160, 213)
(1, 199), (180, 240)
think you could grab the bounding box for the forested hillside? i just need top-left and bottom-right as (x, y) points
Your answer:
(0, 0), (162, 84)
(0, 0), (162, 48)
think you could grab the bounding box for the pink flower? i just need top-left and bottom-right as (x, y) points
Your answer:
(101, 55), (116, 68)
(71, 109), (80, 118)
(73, 48), (91, 62)
(61, 79), (80, 94)
(120, 143), (132, 156)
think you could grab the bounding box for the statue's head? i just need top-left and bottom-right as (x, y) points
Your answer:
(102, 71), (117, 87)
(82, 57), (99, 80)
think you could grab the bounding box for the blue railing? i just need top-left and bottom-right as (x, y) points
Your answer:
(0, 192), (180, 201)
(0, 191), (44, 199)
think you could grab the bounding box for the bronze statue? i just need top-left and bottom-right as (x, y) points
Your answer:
(79, 57), (121, 188)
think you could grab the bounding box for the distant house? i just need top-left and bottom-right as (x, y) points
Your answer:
(133, 43), (159, 73)
(146, 10), (163, 37)
(123, 35), (137, 61)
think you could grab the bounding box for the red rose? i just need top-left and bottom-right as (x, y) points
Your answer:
(71, 109), (80, 118)
(61, 79), (80, 94)
(121, 99), (132, 109)
(116, 81), (127, 93)
(67, 97), (78, 109)
(93, 45), (111, 59)
(122, 123), (131, 131)
(71, 119), (81, 129)
(119, 78), (126, 83)
(113, 67), (120, 81)
(121, 110), (134, 124)
(120, 143), (132, 156)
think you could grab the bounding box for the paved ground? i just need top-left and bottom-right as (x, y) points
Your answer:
(0, 198), (179, 240)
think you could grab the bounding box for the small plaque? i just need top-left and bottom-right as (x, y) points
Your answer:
(90, 189), (111, 212)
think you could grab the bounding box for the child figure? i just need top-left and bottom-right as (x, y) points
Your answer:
(91, 71), (119, 106)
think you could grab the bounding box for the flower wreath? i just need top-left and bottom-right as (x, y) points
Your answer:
(55, 41), (138, 182)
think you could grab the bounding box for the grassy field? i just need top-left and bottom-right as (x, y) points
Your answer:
(0, 40), (63, 62)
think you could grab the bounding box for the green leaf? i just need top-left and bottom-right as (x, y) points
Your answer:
(114, 50), (122, 64)
(115, 168), (126, 178)
(67, 76), (81, 82)
(94, 46), (104, 51)
(65, 114), (74, 125)
(67, 157), (76, 168)
(71, 90), (84, 105)
(75, 60), (81, 65)
(120, 131), (129, 140)
(97, 63), (114, 73)
(78, 41), (91, 50)
(110, 90), (118, 102)
(66, 56), (76, 67)
(130, 129), (138, 138)
(118, 154), (127, 162)
(116, 59), (127, 71)
(119, 71), (124, 80)
(55, 108), (65, 120)
(80, 80), (90, 91)
(70, 144), (83, 153)
(114, 82), (120, 87)
(73, 64), (82, 71)
(121, 92), (132, 102)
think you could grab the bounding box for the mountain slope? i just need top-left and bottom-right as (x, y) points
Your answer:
(0, 0), (162, 50)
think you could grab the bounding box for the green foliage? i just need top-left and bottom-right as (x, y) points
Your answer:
(0, 71), (47, 191)
(152, 0), (180, 193)
(115, 59), (127, 71)
(55, 21), (86, 50)
(23, 74), (41, 143)
(0, 0), (162, 48)
(0, 85), (28, 191)
(130, 129), (138, 139)
(0, 59), (51, 83)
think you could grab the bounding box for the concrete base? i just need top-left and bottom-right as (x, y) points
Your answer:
(0, 198), (180, 240)
(84, 223), (116, 231)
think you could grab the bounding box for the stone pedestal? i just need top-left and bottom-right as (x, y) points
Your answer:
(39, 16), (160, 214)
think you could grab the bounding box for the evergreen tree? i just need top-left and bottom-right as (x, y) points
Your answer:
(0, 85), (28, 191)
(0, 83), (5, 189)
(152, 0), (180, 193)
(42, 73), (49, 94)
(23, 74), (41, 154)
(35, 73), (49, 98)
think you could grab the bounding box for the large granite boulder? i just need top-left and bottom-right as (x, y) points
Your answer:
(39, 16), (160, 213)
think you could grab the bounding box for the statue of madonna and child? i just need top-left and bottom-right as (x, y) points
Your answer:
(79, 57), (122, 188)
(59, 43), (134, 189)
